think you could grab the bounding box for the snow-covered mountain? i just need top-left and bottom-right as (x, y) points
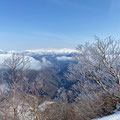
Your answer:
(0, 48), (77, 54)
(22, 48), (77, 55)
(0, 48), (76, 100)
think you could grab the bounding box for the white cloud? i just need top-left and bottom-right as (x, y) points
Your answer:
(0, 54), (50, 70)
(41, 57), (51, 66)
(56, 56), (72, 61)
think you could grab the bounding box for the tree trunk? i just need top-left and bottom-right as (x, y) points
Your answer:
(35, 111), (40, 120)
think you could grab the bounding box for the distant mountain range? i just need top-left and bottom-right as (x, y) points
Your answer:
(23, 48), (77, 55)
(0, 48), (77, 70)
(0, 49), (78, 102)
(0, 48), (77, 54)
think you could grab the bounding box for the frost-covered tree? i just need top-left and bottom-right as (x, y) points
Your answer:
(0, 53), (30, 120)
(66, 36), (120, 97)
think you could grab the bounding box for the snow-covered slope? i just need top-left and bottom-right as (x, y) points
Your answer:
(93, 112), (120, 120)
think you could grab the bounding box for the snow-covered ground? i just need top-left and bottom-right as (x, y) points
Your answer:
(0, 97), (54, 120)
(38, 101), (54, 111)
(93, 112), (120, 120)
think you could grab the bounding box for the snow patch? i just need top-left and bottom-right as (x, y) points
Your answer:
(93, 112), (120, 120)
(39, 101), (54, 111)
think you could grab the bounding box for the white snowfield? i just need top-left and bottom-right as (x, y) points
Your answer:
(93, 112), (120, 120)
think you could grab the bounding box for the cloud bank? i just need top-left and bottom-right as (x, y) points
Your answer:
(0, 54), (51, 70)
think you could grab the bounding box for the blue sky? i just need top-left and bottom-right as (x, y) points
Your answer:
(0, 0), (120, 51)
